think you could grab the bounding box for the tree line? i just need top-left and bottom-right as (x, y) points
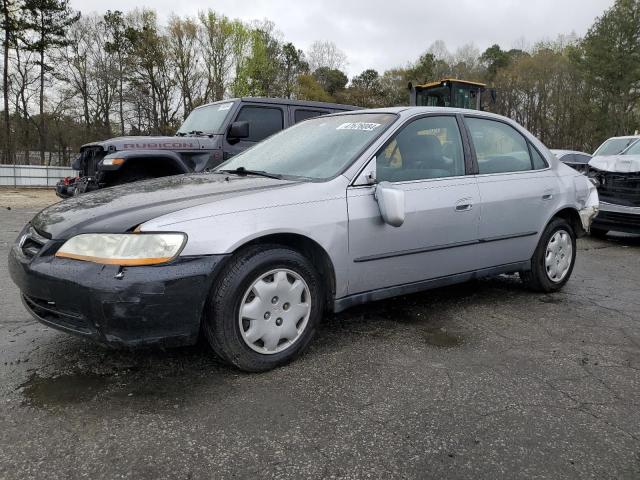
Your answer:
(0, 0), (639, 166)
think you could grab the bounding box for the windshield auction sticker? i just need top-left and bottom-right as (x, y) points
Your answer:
(218, 103), (233, 111)
(336, 122), (381, 131)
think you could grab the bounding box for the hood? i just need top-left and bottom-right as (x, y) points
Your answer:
(31, 173), (300, 239)
(589, 154), (640, 173)
(81, 135), (221, 152)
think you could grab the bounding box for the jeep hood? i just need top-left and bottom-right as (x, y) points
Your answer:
(589, 154), (640, 173)
(31, 173), (300, 239)
(81, 135), (220, 152)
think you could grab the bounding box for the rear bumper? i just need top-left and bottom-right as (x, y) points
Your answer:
(592, 202), (640, 234)
(8, 244), (228, 347)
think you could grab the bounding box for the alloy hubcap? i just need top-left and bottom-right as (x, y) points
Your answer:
(545, 229), (573, 283)
(238, 268), (311, 355)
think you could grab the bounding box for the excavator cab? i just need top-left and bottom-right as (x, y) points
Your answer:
(409, 78), (495, 111)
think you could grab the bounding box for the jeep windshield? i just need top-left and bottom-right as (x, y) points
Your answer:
(176, 102), (234, 136)
(217, 113), (396, 180)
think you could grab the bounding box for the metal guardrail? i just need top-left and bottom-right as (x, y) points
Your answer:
(0, 165), (78, 187)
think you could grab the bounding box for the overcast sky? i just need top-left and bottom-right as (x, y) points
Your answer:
(70, 0), (614, 77)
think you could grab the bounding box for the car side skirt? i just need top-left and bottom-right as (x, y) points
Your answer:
(333, 260), (531, 313)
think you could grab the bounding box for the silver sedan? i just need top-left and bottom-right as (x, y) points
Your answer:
(9, 107), (599, 371)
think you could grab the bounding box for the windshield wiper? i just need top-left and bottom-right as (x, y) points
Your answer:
(219, 166), (283, 180)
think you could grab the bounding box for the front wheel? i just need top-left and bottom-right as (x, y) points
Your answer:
(203, 245), (324, 372)
(520, 218), (576, 292)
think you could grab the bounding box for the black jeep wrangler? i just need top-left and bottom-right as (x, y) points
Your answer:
(57, 97), (359, 198)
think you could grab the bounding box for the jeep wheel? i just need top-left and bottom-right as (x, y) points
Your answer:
(520, 217), (576, 292)
(203, 245), (323, 372)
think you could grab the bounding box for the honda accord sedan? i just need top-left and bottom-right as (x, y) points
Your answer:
(9, 107), (599, 371)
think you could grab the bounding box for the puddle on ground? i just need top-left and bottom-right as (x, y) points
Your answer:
(422, 327), (463, 348)
(19, 372), (113, 408)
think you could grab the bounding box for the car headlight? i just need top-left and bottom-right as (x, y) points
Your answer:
(55, 233), (187, 266)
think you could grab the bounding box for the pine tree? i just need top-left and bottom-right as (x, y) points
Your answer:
(20, 0), (79, 164)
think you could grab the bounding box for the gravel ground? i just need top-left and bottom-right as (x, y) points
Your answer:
(1, 195), (639, 479)
(0, 188), (59, 209)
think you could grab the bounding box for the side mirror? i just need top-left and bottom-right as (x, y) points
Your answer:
(374, 181), (405, 227)
(228, 121), (249, 139)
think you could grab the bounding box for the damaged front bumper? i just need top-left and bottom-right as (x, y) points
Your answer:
(592, 202), (640, 234)
(8, 242), (227, 347)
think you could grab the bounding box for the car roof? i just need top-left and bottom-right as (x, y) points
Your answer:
(331, 106), (531, 123)
(196, 97), (361, 111)
(602, 135), (640, 140)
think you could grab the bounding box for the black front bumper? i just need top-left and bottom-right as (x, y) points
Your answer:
(9, 244), (228, 347)
(592, 209), (640, 234)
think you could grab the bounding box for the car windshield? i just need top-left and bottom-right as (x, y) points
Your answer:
(623, 140), (640, 155)
(217, 113), (396, 180)
(594, 137), (639, 156)
(176, 102), (234, 135)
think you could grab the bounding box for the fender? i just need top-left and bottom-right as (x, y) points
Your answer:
(99, 150), (191, 174)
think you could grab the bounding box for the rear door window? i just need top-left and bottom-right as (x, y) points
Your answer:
(235, 106), (284, 142)
(466, 117), (534, 174)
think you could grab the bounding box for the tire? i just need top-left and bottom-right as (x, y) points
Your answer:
(590, 228), (609, 239)
(203, 245), (324, 372)
(520, 218), (576, 292)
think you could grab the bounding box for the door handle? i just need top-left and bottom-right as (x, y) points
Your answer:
(542, 190), (553, 201)
(455, 198), (473, 212)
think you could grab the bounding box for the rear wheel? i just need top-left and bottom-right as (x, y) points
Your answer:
(521, 218), (576, 292)
(203, 245), (323, 372)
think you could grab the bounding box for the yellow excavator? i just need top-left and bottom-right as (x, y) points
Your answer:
(408, 78), (496, 110)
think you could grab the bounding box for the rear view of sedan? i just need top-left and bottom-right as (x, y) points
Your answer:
(9, 107), (598, 371)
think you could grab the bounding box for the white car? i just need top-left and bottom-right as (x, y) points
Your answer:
(587, 136), (640, 236)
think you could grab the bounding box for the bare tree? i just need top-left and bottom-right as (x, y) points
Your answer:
(306, 40), (347, 72)
(168, 15), (202, 116)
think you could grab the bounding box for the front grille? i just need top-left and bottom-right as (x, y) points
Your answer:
(77, 146), (105, 177)
(597, 172), (640, 207)
(22, 294), (90, 334)
(19, 226), (48, 258)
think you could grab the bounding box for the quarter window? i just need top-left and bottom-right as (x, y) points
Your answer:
(466, 118), (534, 174)
(376, 116), (465, 182)
(235, 106), (284, 142)
(529, 145), (548, 169)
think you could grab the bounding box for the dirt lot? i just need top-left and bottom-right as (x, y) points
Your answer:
(1, 193), (639, 479)
(0, 187), (59, 209)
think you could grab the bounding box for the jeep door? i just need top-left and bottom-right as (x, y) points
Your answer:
(347, 114), (481, 294)
(222, 104), (286, 160)
(463, 115), (558, 267)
